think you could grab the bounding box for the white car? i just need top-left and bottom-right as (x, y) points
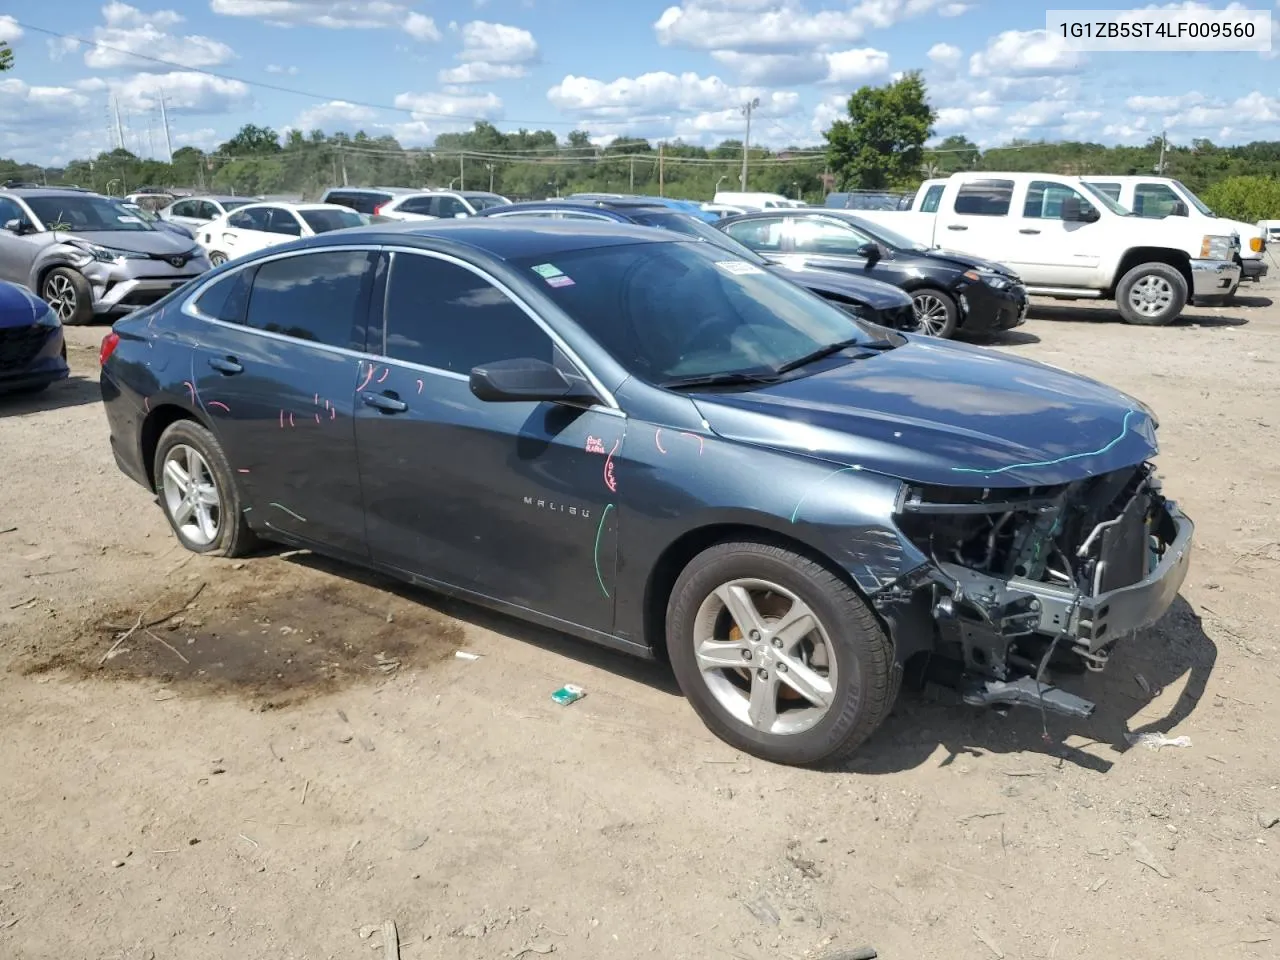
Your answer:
(372, 190), (511, 221)
(161, 195), (255, 232)
(195, 202), (364, 265)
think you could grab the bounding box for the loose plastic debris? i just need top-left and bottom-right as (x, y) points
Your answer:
(551, 684), (586, 706)
(1126, 732), (1192, 750)
(454, 651), (482, 661)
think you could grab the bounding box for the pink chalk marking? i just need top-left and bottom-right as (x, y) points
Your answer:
(356, 363), (375, 392)
(314, 392), (318, 405)
(182, 380), (196, 403)
(329, 405), (336, 421)
(585, 435), (606, 455)
(208, 400), (231, 413)
(416, 379), (424, 395)
(143, 396), (150, 413)
(679, 432), (705, 456)
(279, 409), (285, 429)
(315, 413), (321, 423)
(289, 411), (295, 428)
(604, 437), (619, 493)
(237, 468), (250, 474)
(654, 428), (667, 454)
(376, 368), (389, 384)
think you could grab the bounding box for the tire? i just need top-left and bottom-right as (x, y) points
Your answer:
(666, 541), (896, 767)
(910, 287), (958, 338)
(9, 382), (50, 395)
(153, 419), (257, 557)
(1115, 262), (1187, 326)
(41, 267), (94, 326)
(208, 251), (228, 267)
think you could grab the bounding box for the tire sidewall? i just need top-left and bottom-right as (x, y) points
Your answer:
(667, 545), (886, 766)
(153, 419), (243, 556)
(43, 267), (95, 326)
(911, 287), (959, 338)
(1116, 263), (1187, 325)
(209, 252), (227, 266)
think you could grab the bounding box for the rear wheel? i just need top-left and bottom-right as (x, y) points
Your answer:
(667, 541), (896, 766)
(910, 287), (958, 338)
(42, 267), (94, 326)
(208, 251), (228, 267)
(153, 420), (257, 557)
(1116, 262), (1187, 325)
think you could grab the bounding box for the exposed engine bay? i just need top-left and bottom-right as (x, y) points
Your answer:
(889, 463), (1192, 718)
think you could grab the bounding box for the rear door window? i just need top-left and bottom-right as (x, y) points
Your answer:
(953, 180), (1014, 216)
(722, 217), (786, 252)
(789, 218), (872, 255)
(228, 208), (268, 231)
(1023, 181), (1095, 220)
(397, 196), (436, 215)
(243, 250), (377, 349)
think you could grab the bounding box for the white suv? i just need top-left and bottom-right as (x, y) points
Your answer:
(374, 190), (511, 221)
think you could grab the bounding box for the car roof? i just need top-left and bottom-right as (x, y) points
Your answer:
(312, 218), (676, 260)
(178, 194), (246, 203)
(323, 186), (416, 195)
(1, 187), (113, 199)
(483, 200), (674, 219)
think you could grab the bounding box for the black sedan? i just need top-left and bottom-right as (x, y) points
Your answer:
(719, 210), (1028, 338)
(478, 199), (919, 332)
(0, 280), (68, 395)
(100, 220), (1191, 766)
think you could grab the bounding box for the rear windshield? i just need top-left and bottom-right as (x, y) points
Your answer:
(325, 192), (389, 214)
(463, 195), (508, 211)
(27, 195), (153, 232)
(626, 211), (769, 265)
(221, 199), (251, 211)
(300, 209), (365, 233)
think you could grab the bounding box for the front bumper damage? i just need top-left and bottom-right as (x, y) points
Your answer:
(883, 465), (1193, 719)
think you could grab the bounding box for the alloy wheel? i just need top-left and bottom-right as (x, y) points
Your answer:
(209, 252), (227, 266)
(913, 293), (949, 335)
(43, 274), (78, 322)
(691, 578), (837, 736)
(160, 444), (221, 547)
(1128, 275), (1174, 317)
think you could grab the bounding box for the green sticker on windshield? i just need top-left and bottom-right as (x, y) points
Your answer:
(531, 263), (563, 279)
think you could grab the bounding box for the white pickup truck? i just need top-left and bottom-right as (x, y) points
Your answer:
(1080, 176), (1267, 285)
(858, 172), (1241, 325)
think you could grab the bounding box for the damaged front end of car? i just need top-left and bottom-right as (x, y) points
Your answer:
(877, 463), (1194, 718)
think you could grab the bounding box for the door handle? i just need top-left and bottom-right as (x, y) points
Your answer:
(208, 356), (243, 375)
(362, 391), (408, 414)
(946, 224), (968, 231)
(1019, 228), (1041, 235)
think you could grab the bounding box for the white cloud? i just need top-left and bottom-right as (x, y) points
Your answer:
(0, 14), (23, 44)
(927, 42), (963, 71)
(389, 119), (434, 146)
(264, 63), (298, 75)
(655, 0), (968, 52)
(294, 100), (378, 132)
(110, 71), (251, 113)
(394, 89), (504, 121)
(73, 3), (235, 70)
(548, 71), (744, 118)
(0, 78), (106, 166)
(710, 51), (826, 86)
(824, 47), (891, 85)
(456, 21), (538, 62)
(1125, 92), (1208, 112)
(969, 29), (1085, 77)
(173, 127), (221, 150)
(438, 62), (528, 84)
(210, 0), (438, 38)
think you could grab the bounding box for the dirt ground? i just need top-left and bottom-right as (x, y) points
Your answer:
(2, 268), (1279, 960)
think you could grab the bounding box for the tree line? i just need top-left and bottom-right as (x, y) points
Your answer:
(2, 71), (1279, 221)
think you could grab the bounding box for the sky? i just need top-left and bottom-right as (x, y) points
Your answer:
(0, 0), (1278, 166)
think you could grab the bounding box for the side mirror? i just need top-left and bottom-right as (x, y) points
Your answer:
(1170, 201), (1189, 217)
(1060, 197), (1099, 223)
(4, 218), (32, 235)
(855, 241), (882, 261)
(469, 358), (595, 404)
(454, 212), (470, 219)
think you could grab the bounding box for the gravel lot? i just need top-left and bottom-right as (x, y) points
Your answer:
(2, 273), (1279, 960)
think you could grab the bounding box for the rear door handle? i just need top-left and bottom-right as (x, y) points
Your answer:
(362, 391), (408, 414)
(1019, 228), (1041, 235)
(946, 224), (968, 231)
(208, 356), (243, 375)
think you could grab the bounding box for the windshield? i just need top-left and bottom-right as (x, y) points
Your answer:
(514, 240), (876, 384)
(464, 195), (508, 211)
(121, 203), (159, 223)
(1172, 180), (1214, 216)
(846, 215), (929, 252)
(27, 195), (153, 232)
(627, 211), (769, 266)
(300, 208), (365, 233)
(1080, 182), (1131, 216)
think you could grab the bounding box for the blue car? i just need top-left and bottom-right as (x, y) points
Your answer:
(100, 220), (1193, 766)
(480, 199), (920, 332)
(0, 280), (69, 395)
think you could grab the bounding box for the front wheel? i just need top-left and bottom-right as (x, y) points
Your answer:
(910, 287), (958, 338)
(208, 251), (228, 267)
(153, 419), (257, 557)
(1115, 262), (1187, 325)
(667, 541), (896, 766)
(42, 267), (94, 325)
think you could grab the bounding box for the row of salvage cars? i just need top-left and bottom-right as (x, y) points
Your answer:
(5, 185), (1195, 769)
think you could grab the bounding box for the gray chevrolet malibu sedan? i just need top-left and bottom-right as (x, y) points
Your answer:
(0, 188), (210, 325)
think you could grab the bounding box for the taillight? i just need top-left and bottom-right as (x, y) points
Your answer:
(99, 332), (120, 367)
(373, 204), (384, 215)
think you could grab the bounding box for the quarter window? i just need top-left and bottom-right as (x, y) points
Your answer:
(243, 251), (375, 349)
(193, 269), (253, 324)
(954, 179), (1014, 216)
(382, 253), (554, 374)
(1023, 181), (1095, 220)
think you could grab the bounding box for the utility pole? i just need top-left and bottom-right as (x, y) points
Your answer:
(340, 144), (348, 186)
(486, 162), (494, 192)
(629, 155), (635, 191)
(112, 95), (125, 151)
(159, 91), (174, 163)
(459, 154), (465, 190)
(1156, 130), (1167, 175)
(740, 97), (760, 189)
(659, 141), (665, 197)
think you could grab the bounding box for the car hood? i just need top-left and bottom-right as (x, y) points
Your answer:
(919, 248), (1018, 277)
(0, 281), (49, 329)
(766, 260), (912, 309)
(63, 230), (197, 254)
(689, 337), (1158, 488)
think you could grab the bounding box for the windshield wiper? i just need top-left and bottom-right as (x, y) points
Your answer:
(661, 370), (781, 390)
(775, 337), (885, 374)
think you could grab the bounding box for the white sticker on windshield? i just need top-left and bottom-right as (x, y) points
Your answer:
(715, 260), (763, 276)
(117, 215), (142, 224)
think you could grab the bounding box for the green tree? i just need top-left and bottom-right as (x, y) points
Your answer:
(218, 124), (281, 156)
(824, 71), (935, 190)
(0, 42), (13, 72)
(1200, 175), (1280, 223)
